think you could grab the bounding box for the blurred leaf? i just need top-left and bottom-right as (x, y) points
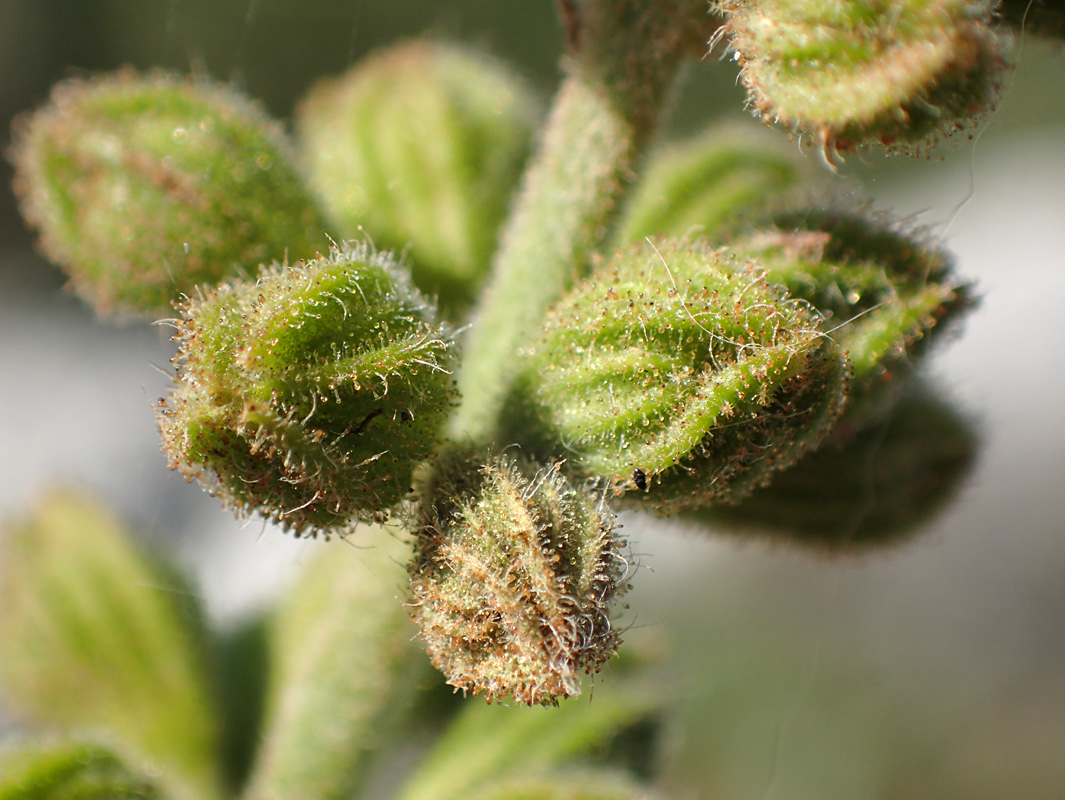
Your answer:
(0, 491), (222, 800)
(211, 614), (269, 795)
(244, 531), (432, 800)
(297, 39), (541, 318)
(0, 740), (168, 800)
(616, 125), (809, 247)
(468, 771), (654, 800)
(395, 673), (659, 800)
(10, 71), (328, 318)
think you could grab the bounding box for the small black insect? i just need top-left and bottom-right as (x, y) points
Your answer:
(632, 468), (647, 491)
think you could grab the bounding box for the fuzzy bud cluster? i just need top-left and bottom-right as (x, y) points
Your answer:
(158, 245), (454, 537)
(504, 239), (847, 514)
(408, 448), (625, 706)
(11, 70), (327, 317)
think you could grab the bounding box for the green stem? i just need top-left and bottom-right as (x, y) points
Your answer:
(449, 0), (714, 442)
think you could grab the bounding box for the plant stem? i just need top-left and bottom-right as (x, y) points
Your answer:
(449, 0), (714, 442)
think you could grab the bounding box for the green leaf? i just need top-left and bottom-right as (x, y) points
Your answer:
(11, 70), (329, 318)
(0, 741), (168, 800)
(395, 675), (658, 800)
(0, 492), (222, 800)
(243, 532), (431, 800)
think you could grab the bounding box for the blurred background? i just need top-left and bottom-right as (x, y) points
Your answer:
(1, 2), (1063, 798)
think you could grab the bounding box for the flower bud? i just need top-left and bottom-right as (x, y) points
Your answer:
(158, 244), (454, 536)
(11, 70), (328, 318)
(408, 448), (625, 706)
(730, 209), (976, 423)
(297, 41), (540, 316)
(616, 124), (808, 247)
(716, 0), (1006, 157)
(693, 383), (978, 551)
(503, 239), (847, 514)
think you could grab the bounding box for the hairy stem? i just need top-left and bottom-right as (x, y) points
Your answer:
(450, 0), (714, 441)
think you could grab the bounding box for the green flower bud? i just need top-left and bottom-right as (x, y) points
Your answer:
(715, 0), (1006, 157)
(616, 124), (809, 247)
(297, 41), (540, 316)
(157, 244), (455, 537)
(693, 383), (978, 551)
(503, 239), (847, 514)
(730, 209), (976, 422)
(11, 70), (328, 318)
(408, 448), (625, 706)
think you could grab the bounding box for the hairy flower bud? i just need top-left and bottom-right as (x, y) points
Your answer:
(11, 70), (328, 317)
(730, 209), (976, 423)
(408, 448), (625, 706)
(693, 383), (978, 551)
(616, 125), (808, 247)
(715, 0), (1006, 157)
(297, 41), (540, 316)
(158, 245), (454, 536)
(503, 239), (846, 513)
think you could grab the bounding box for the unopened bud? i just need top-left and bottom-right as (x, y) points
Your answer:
(11, 70), (328, 317)
(409, 448), (625, 706)
(158, 245), (454, 536)
(504, 238), (847, 514)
